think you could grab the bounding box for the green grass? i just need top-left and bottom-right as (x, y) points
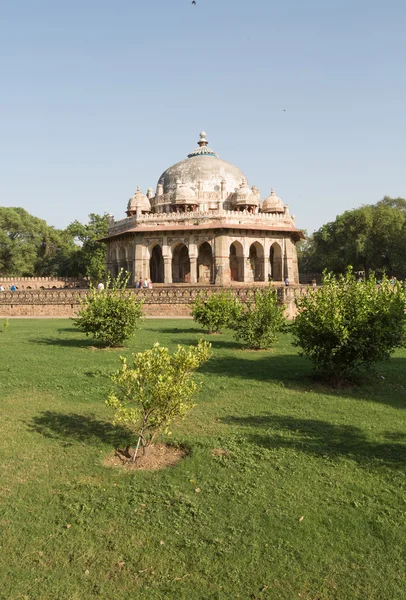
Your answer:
(1, 318), (406, 600)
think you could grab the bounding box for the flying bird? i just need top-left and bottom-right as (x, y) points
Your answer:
(192, 1), (196, 4)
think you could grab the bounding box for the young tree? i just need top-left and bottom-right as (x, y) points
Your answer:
(106, 340), (212, 459)
(292, 269), (406, 385)
(230, 287), (286, 349)
(72, 270), (144, 347)
(191, 290), (239, 333)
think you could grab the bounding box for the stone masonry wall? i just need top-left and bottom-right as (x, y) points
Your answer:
(0, 277), (89, 290)
(0, 285), (308, 319)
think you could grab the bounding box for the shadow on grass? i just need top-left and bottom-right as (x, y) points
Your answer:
(200, 354), (406, 409)
(28, 411), (132, 447)
(221, 413), (406, 468)
(29, 337), (99, 348)
(142, 327), (201, 335)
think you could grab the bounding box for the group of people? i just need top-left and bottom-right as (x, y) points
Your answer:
(0, 285), (17, 291)
(135, 278), (153, 289)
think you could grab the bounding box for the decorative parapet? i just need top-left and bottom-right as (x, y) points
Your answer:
(0, 285), (308, 308)
(107, 207), (296, 236)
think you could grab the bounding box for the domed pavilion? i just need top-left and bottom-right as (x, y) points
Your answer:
(103, 132), (304, 285)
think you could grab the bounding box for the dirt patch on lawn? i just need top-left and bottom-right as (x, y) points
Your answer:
(104, 443), (187, 471)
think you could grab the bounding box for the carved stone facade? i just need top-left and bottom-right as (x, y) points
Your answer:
(103, 132), (304, 285)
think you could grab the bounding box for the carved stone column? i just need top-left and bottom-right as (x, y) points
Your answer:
(164, 257), (172, 284)
(263, 257), (270, 283)
(189, 257), (197, 284)
(133, 243), (144, 282)
(244, 255), (253, 283)
(214, 234), (231, 285)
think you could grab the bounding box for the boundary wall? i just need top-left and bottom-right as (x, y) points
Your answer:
(0, 285), (310, 319)
(0, 277), (88, 290)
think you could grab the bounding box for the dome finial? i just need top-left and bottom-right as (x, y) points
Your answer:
(188, 131), (218, 158)
(198, 131), (208, 147)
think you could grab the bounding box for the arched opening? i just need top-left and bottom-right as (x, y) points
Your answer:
(249, 242), (265, 282)
(172, 244), (190, 283)
(270, 242), (283, 282)
(197, 242), (213, 283)
(110, 249), (118, 278)
(150, 245), (164, 283)
(229, 241), (244, 282)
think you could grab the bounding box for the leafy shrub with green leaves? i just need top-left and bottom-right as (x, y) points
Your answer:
(72, 270), (144, 347)
(230, 286), (286, 349)
(292, 268), (406, 385)
(106, 340), (212, 458)
(0, 320), (9, 334)
(191, 290), (239, 333)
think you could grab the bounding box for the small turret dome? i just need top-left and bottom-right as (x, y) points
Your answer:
(174, 181), (197, 204)
(261, 188), (284, 213)
(232, 179), (259, 207)
(126, 186), (151, 216)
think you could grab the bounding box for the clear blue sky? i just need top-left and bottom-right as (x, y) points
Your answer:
(1, 0), (405, 233)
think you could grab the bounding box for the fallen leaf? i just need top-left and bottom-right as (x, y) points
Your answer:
(299, 516), (304, 522)
(66, 524), (72, 529)
(195, 488), (201, 493)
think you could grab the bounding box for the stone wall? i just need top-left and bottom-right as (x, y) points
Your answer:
(0, 285), (307, 319)
(0, 277), (89, 290)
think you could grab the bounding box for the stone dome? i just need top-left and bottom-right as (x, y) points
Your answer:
(127, 186), (151, 216)
(261, 188), (284, 213)
(157, 132), (247, 197)
(232, 179), (259, 207)
(174, 182), (197, 204)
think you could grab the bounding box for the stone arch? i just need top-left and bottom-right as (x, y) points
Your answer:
(172, 243), (191, 283)
(150, 244), (164, 283)
(270, 242), (283, 282)
(197, 242), (213, 284)
(249, 242), (265, 282)
(110, 248), (119, 278)
(229, 241), (244, 282)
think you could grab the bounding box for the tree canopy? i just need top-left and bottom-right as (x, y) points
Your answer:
(0, 207), (109, 280)
(299, 197), (406, 277)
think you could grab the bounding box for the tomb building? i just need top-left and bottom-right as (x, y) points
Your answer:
(103, 132), (304, 285)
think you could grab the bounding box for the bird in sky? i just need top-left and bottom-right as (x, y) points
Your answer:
(192, 1), (197, 5)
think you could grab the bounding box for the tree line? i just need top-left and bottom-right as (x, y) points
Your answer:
(0, 207), (109, 282)
(299, 196), (406, 278)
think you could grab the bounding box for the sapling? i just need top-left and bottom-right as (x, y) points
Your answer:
(106, 340), (212, 460)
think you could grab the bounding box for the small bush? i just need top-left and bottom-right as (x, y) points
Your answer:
(292, 268), (406, 385)
(230, 287), (286, 349)
(106, 340), (212, 457)
(72, 270), (144, 347)
(191, 290), (239, 333)
(0, 320), (9, 334)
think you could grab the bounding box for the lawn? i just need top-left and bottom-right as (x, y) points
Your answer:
(0, 318), (405, 600)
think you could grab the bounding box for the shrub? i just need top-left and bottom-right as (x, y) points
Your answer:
(0, 320), (9, 334)
(230, 286), (286, 349)
(191, 290), (239, 333)
(72, 270), (144, 347)
(106, 340), (212, 458)
(292, 269), (406, 385)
